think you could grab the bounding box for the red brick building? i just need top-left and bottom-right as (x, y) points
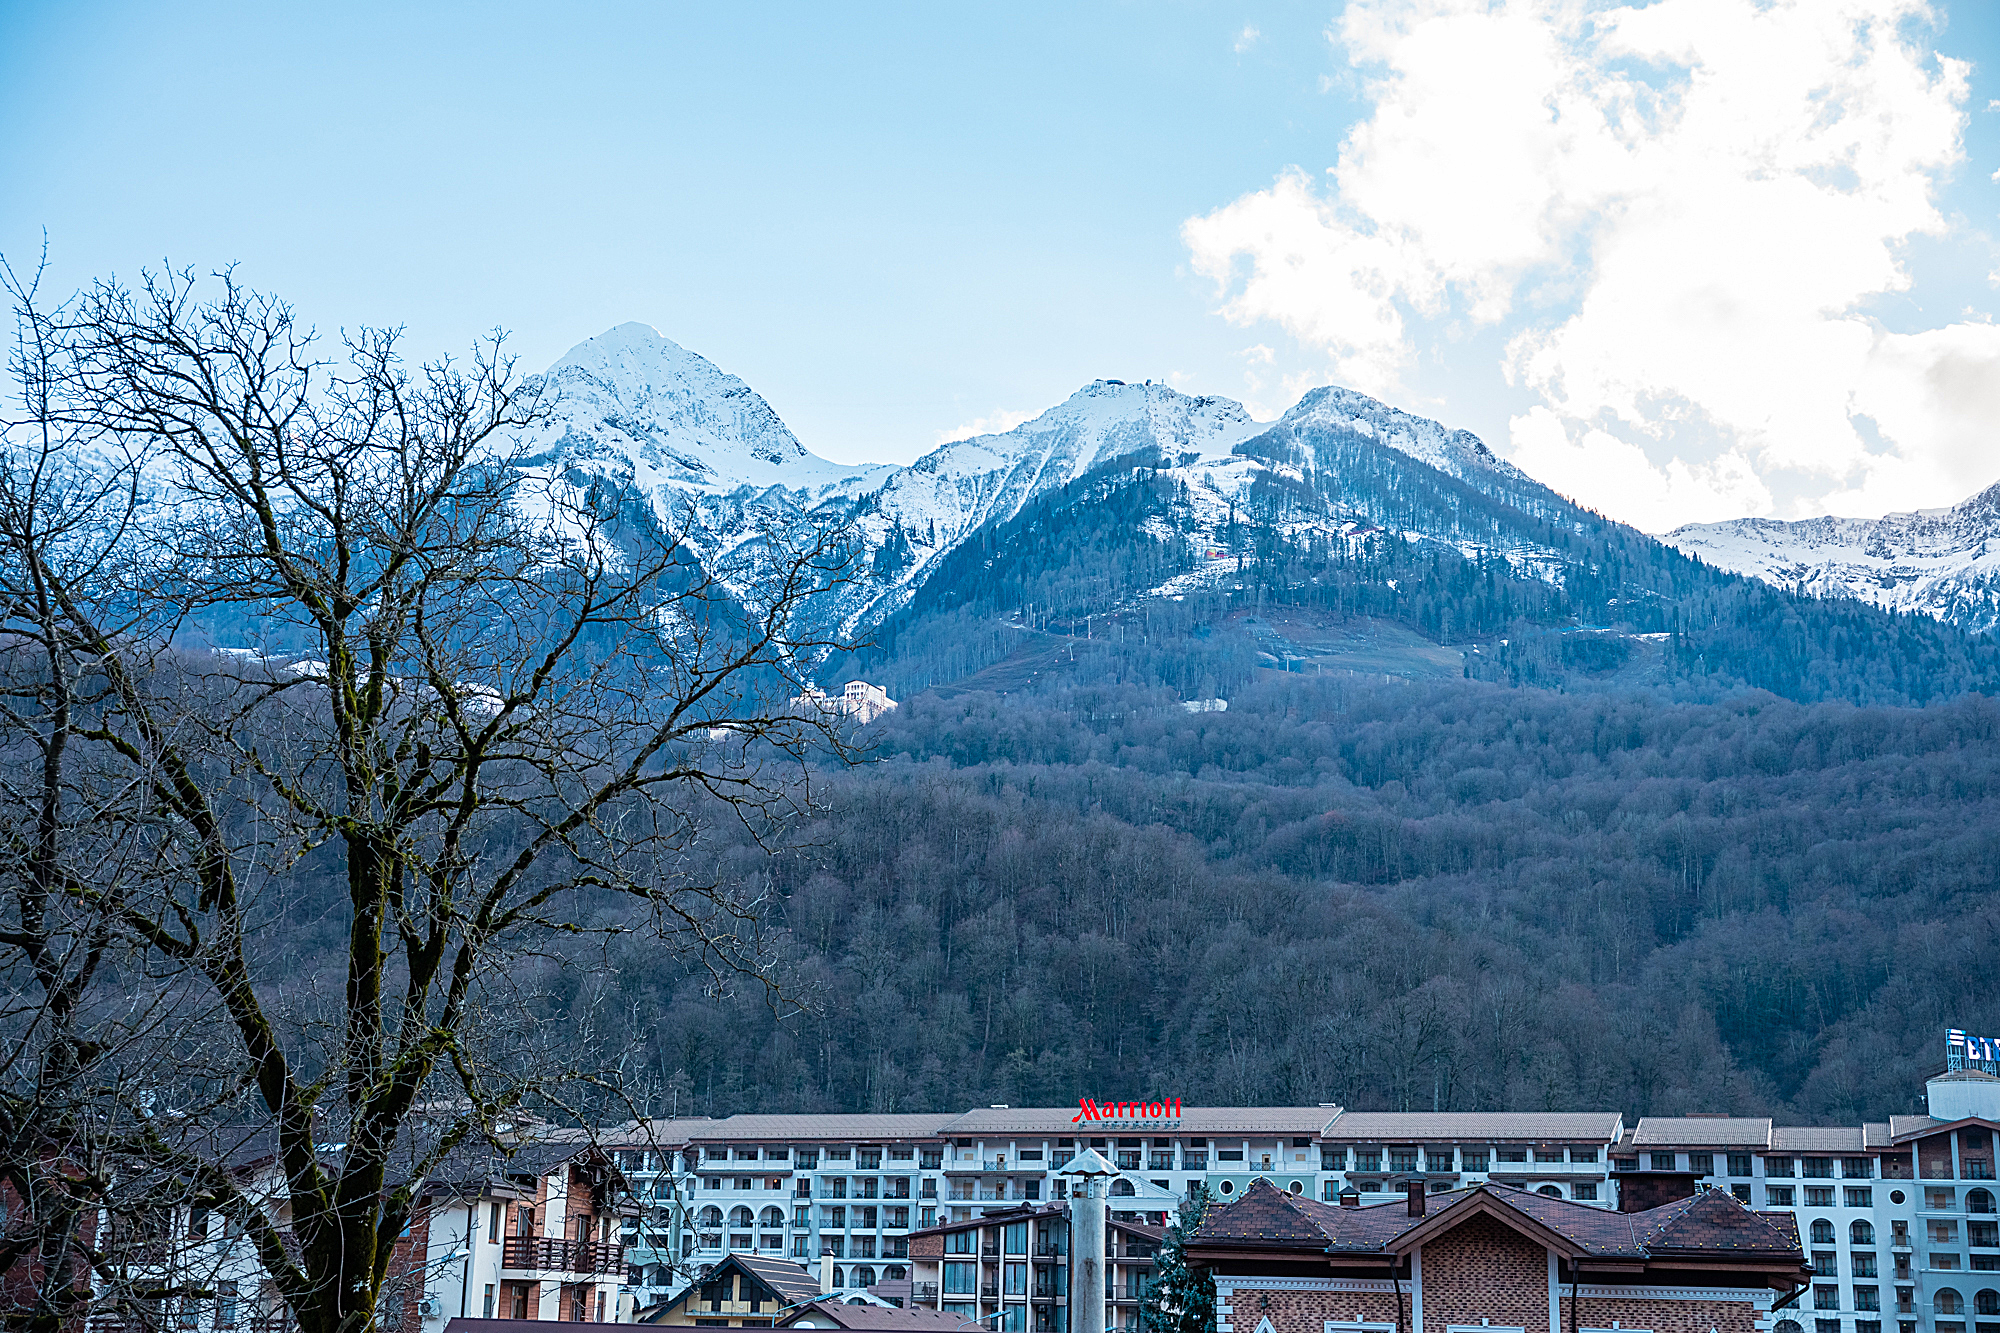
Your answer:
(1186, 1179), (1810, 1333)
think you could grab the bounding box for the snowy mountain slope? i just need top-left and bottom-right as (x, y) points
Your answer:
(1664, 482), (2000, 634)
(514, 325), (1601, 636)
(516, 323), (894, 500)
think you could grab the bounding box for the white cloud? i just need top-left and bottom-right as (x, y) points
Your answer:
(935, 408), (1038, 446)
(1235, 25), (1261, 53)
(1184, 0), (1989, 528)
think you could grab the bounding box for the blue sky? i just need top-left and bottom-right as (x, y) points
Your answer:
(5, 0), (1999, 529)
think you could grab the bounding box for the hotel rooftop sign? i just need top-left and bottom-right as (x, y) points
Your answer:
(1072, 1097), (1182, 1127)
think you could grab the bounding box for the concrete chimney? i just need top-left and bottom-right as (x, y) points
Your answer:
(1405, 1181), (1426, 1217)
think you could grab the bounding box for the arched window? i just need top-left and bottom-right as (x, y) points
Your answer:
(885, 1266), (907, 1281)
(1111, 1179), (1135, 1197)
(854, 1266), (878, 1288)
(729, 1206), (754, 1228)
(698, 1207), (723, 1228)
(1936, 1289), (1964, 1316)
(1810, 1219), (1835, 1244)
(1851, 1220), (1875, 1245)
(1978, 1291), (2000, 1317)
(760, 1207), (784, 1228)
(1971, 1189), (1996, 1215)
(1774, 1321), (1803, 1333)
(1537, 1185), (1563, 1198)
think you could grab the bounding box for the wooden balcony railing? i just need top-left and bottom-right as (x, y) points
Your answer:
(502, 1235), (625, 1274)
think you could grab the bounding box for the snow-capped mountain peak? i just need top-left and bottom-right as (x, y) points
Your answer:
(1278, 385), (1523, 486)
(520, 323), (890, 498)
(1665, 481), (2000, 633)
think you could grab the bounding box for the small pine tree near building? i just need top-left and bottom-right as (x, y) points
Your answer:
(1141, 1184), (1217, 1333)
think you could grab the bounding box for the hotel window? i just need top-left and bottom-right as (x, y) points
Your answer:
(1845, 1158), (1874, 1179)
(921, 1149), (942, 1169)
(1690, 1154), (1715, 1176)
(480, 1286), (493, 1319)
(1570, 1147), (1598, 1163)
(1650, 1154), (1677, 1171)
(1970, 1222), (2000, 1248)
(1389, 1149), (1418, 1173)
(1322, 1148), (1346, 1171)
(1462, 1150), (1490, 1172)
(920, 1208), (936, 1228)
(852, 1236), (875, 1259)
(797, 1150), (819, 1169)
(1534, 1149), (1565, 1163)
(828, 1147), (852, 1161)
(858, 1149), (883, 1170)
(1572, 1183), (1598, 1201)
(1496, 1148), (1527, 1164)
(943, 1262), (976, 1295)
(1848, 1189), (1875, 1208)
(1807, 1188), (1835, 1207)
(947, 1230), (973, 1254)
(1769, 1186), (1796, 1206)
(859, 1207), (878, 1230)
(1856, 1254), (1879, 1277)
(1815, 1286), (1840, 1310)
(888, 1207), (909, 1229)
(1425, 1150), (1453, 1173)
(1769, 1159), (1797, 1178)
(1805, 1158), (1835, 1179)
(823, 1207), (846, 1228)
(1814, 1253), (1838, 1276)
(1732, 1186), (1752, 1203)
(1857, 1288), (1880, 1311)
(1729, 1154), (1754, 1177)
(1005, 1263), (1028, 1295)
(1354, 1151), (1381, 1172)
(1613, 1158), (1638, 1173)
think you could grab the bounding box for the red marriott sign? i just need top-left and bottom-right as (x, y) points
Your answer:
(1072, 1097), (1183, 1124)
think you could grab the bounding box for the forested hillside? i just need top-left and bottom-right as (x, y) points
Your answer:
(597, 664), (2000, 1126)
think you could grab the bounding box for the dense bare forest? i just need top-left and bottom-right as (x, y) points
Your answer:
(597, 666), (2000, 1125)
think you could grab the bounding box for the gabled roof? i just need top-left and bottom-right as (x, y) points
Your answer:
(1320, 1112), (1623, 1142)
(780, 1301), (968, 1333)
(1189, 1179), (1804, 1268)
(644, 1253), (822, 1321)
(1889, 1113), (2000, 1146)
(1631, 1118), (1773, 1149)
(687, 1114), (961, 1142)
(1770, 1127), (1867, 1153)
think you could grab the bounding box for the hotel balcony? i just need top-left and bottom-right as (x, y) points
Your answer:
(501, 1235), (625, 1276)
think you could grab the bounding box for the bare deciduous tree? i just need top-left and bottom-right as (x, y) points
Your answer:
(0, 265), (859, 1333)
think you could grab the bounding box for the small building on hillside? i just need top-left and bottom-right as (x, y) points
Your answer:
(642, 1252), (822, 1327)
(790, 683), (898, 726)
(1185, 1178), (1807, 1333)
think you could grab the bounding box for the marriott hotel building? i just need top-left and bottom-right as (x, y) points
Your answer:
(608, 1068), (2000, 1333)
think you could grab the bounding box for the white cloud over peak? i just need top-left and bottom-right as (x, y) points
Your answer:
(1183, 0), (1996, 529)
(1235, 25), (1262, 53)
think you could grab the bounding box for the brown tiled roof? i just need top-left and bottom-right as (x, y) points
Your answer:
(1770, 1127), (1867, 1152)
(1320, 1112), (1623, 1142)
(1889, 1115), (1944, 1142)
(1190, 1179), (1803, 1264)
(1864, 1124), (1893, 1149)
(1631, 1118), (1773, 1148)
(687, 1115), (961, 1142)
(781, 1301), (970, 1333)
(939, 1107), (1340, 1136)
(645, 1253), (823, 1321)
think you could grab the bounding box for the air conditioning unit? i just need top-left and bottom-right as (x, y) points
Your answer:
(416, 1298), (443, 1319)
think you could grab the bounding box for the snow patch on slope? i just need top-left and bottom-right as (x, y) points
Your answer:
(1665, 481), (2000, 633)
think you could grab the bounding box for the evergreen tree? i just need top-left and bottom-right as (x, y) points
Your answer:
(1141, 1184), (1217, 1333)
